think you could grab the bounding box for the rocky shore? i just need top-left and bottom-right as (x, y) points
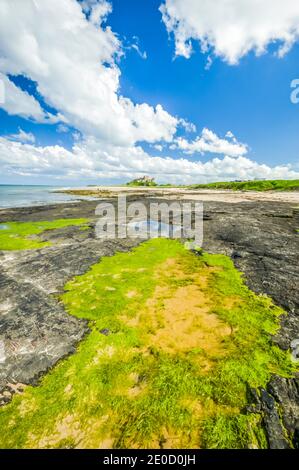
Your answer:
(0, 195), (298, 448)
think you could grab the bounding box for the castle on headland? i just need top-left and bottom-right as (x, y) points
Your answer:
(135, 176), (155, 184)
(127, 176), (157, 186)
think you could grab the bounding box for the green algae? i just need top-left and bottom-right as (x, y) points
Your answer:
(0, 238), (295, 449)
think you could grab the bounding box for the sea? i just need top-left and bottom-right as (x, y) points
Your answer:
(0, 185), (81, 209)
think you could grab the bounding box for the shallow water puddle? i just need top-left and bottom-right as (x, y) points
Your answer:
(126, 219), (182, 237)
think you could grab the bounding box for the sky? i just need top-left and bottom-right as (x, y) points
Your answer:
(0, 0), (299, 185)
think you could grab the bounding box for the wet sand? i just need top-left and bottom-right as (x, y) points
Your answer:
(57, 186), (299, 204)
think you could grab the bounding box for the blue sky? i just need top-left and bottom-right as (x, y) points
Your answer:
(0, 0), (299, 185)
(110, 0), (299, 166)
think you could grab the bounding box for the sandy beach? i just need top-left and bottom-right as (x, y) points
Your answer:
(57, 186), (299, 204)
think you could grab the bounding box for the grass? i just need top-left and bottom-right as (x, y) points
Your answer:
(0, 219), (90, 250)
(0, 238), (295, 449)
(126, 182), (157, 187)
(188, 179), (299, 192)
(126, 179), (157, 187)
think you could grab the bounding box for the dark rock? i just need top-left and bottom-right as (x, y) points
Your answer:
(267, 375), (299, 448)
(100, 328), (110, 336)
(0, 202), (140, 404)
(232, 250), (243, 259)
(0, 197), (298, 448)
(256, 388), (290, 449)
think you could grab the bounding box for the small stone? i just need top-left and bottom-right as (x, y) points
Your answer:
(100, 328), (110, 336)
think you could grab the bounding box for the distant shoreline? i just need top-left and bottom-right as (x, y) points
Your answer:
(1, 182), (299, 211)
(56, 185), (299, 205)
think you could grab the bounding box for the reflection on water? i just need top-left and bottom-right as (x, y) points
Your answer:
(126, 219), (182, 238)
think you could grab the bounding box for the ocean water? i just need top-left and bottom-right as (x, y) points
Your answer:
(0, 185), (80, 209)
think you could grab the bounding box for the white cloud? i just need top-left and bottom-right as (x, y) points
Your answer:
(160, 0), (299, 64)
(57, 124), (69, 134)
(0, 0), (294, 185)
(174, 128), (248, 157)
(0, 73), (61, 123)
(179, 118), (197, 133)
(81, 0), (113, 26)
(7, 128), (36, 144)
(120, 99), (179, 143)
(131, 43), (147, 60)
(0, 0), (179, 146)
(226, 131), (234, 139)
(0, 136), (298, 184)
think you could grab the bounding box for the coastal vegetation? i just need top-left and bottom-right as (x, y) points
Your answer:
(0, 238), (295, 449)
(0, 219), (89, 250)
(126, 176), (157, 187)
(188, 179), (299, 192)
(57, 179), (299, 198)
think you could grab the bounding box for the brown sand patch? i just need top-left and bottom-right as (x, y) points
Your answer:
(147, 283), (231, 356)
(33, 414), (84, 448)
(120, 257), (232, 365)
(98, 437), (115, 449)
(92, 345), (115, 365)
(64, 384), (73, 396)
(18, 397), (37, 417)
(126, 290), (138, 298)
(33, 414), (114, 449)
(128, 258), (232, 362)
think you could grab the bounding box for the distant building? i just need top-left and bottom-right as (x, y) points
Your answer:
(127, 176), (157, 187)
(136, 176), (155, 184)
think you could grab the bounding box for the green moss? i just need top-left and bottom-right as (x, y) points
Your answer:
(201, 414), (268, 449)
(0, 239), (295, 449)
(0, 219), (90, 250)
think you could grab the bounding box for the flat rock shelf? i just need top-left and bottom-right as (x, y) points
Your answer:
(0, 196), (298, 449)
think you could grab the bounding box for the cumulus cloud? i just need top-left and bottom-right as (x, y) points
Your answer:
(120, 99), (179, 143)
(0, 136), (298, 184)
(0, 0), (179, 146)
(80, 0), (113, 25)
(0, 0), (294, 184)
(174, 128), (248, 157)
(0, 73), (61, 123)
(160, 0), (299, 64)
